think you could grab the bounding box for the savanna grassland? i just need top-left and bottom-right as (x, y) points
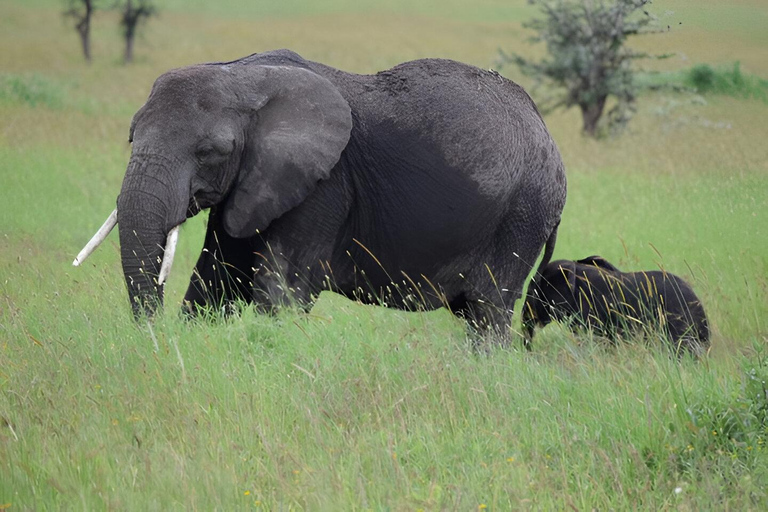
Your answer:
(1, 0), (767, 509)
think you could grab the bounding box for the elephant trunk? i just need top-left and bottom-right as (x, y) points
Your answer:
(117, 154), (188, 318)
(118, 218), (166, 317)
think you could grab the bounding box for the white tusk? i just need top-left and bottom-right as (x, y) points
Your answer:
(73, 209), (118, 266)
(157, 225), (180, 286)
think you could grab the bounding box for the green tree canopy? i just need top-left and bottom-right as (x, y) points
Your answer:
(500, 0), (666, 137)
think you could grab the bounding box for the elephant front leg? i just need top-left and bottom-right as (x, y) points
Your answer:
(250, 243), (315, 314)
(183, 210), (254, 316)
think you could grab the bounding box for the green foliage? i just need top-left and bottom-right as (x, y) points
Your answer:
(0, 73), (65, 108)
(687, 362), (766, 460)
(686, 62), (768, 101)
(660, 348), (768, 493)
(499, 0), (665, 136)
(635, 62), (768, 104)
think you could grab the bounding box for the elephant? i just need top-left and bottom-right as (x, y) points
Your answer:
(522, 256), (710, 355)
(74, 49), (567, 342)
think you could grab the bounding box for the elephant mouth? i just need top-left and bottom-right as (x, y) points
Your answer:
(73, 207), (183, 287)
(187, 192), (221, 218)
(187, 197), (203, 218)
(74, 194), (210, 290)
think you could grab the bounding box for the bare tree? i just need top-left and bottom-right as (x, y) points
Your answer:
(120, 0), (156, 64)
(64, 0), (97, 63)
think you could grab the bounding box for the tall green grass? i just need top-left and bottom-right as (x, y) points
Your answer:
(1, 0), (767, 509)
(2, 282), (766, 508)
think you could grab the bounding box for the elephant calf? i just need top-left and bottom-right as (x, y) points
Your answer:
(522, 256), (710, 355)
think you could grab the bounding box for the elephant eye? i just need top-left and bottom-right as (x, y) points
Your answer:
(195, 146), (225, 165)
(195, 146), (215, 159)
(195, 138), (234, 164)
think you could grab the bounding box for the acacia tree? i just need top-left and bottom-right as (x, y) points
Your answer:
(120, 0), (156, 64)
(64, 0), (97, 63)
(499, 0), (664, 137)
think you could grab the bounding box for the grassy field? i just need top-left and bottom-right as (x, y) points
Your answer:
(1, 0), (767, 509)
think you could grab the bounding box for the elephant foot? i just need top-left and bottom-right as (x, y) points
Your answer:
(181, 298), (245, 320)
(465, 324), (513, 353)
(450, 296), (514, 351)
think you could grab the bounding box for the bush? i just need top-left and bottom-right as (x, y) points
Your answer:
(0, 73), (65, 109)
(670, 348), (767, 477)
(685, 62), (768, 101)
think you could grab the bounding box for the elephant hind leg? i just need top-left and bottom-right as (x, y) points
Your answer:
(451, 214), (555, 350)
(449, 293), (514, 349)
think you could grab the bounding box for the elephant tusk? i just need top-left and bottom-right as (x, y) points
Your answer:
(157, 225), (180, 286)
(72, 209), (118, 266)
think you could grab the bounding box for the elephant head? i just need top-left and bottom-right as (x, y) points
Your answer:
(522, 257), (622, 338)
(74, 57), (353, 316)
(521, 259), (577, 341)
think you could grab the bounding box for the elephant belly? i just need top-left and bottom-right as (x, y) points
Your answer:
(336, 176), (507, 307)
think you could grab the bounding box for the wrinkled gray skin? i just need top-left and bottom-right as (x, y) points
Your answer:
(117, 49), (566, 341)
(522, 256), (710, 355)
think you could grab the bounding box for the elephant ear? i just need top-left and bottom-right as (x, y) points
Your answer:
(223, 65), (352, 238)
(577, 255), (620, 272)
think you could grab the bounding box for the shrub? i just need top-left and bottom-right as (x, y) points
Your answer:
(685, 62), (768, 101)
(0, 73), (65, 109)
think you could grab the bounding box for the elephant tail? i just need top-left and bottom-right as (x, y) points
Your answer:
(522, 222), (559, 349)
(533, 221), (558, 281)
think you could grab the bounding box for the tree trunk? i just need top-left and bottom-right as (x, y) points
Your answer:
(76, 19), (91, 62)
(123, 0), (135, 64)
(580, 96), (607, 137)
(72, 0), (93, 63)
(121, 0), (155, 64)
(124, 30), (135, 64)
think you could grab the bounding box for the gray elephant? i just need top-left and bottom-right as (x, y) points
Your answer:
(74, 49), (566, 341)
(522, 256), (710, 355)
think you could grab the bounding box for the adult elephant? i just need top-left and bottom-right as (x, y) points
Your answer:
(74, 49), (566, 342)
